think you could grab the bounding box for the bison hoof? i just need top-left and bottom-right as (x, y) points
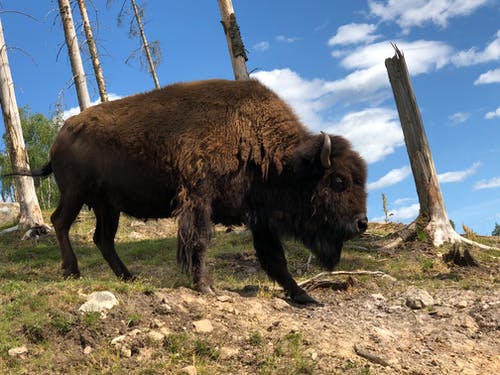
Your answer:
(62, 269), (80, 279)
(292, 292), (323, 306)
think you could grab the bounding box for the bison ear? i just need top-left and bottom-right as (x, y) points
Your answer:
(292, 134), (330, 179)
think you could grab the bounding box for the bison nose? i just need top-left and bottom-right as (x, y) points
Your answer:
(356, 215), (368, 233)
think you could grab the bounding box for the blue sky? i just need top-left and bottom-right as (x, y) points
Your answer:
(1, 1), (500, 234)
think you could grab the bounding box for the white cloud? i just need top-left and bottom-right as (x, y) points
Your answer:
(394, 197), (417, 205)
(368, 165), (411, 191)
(448, 112), (470, 124)
(253, 69), (406, 164)
(452, 30), (500, 66)
(326, 108), (405, 164)
(485, 105), (500, 119)
(369, 0), (491, 33)
(253, 41), (270, 52)
(474, 68), (500, 85)
(62, 93), (122, 120)
(275, 35), (300, 43)
(438, 162), (481, 183)
(474, 177), (500, 190)
(372, 203), (420, 223)
(328, 23), (380, 46)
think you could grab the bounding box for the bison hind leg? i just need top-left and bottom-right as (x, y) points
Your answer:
(93, 204), (133, 280)
(51, 194), (84, 278)
(176, 196), (213, 293)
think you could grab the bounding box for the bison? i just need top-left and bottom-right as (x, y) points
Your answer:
(26, 79), (368, 304)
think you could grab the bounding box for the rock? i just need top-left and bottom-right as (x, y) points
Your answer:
(0, 202), (20, 226)
(111, 335), (127, 346)
(217, 295), (232, 302)
(193, 319), (213, 333)
(405, 288), (434, 309)
(219, 346), (239, 359)
(271, 298), (289, 311)
(147, 330), (165, 342)
(371, 293), (386, 301)
(121, 346), (132, 358)
(181, 365), (197, 375)
(311, 352), (318, 361)
(8, 346), (28, 357)
(79, 291), (119, 316)
(83, 346), (92, 355)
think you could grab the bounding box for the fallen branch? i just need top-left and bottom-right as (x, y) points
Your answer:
(354, 344), (390, 367)
(298, 270), (397, 289)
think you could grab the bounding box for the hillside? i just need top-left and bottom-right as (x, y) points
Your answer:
(0, 213), (499, 374)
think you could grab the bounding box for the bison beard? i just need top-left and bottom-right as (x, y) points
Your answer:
(23, 79), (367, 305)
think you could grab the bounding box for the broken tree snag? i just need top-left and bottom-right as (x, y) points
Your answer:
(218, 0), (249, 81)
(385, 45), (461, 247)
(384, 45), (498, 254)
(443, 243), (479, 267)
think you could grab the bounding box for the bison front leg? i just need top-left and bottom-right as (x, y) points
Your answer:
(176, 198), (213, 294)
(250, 222), (320, 305)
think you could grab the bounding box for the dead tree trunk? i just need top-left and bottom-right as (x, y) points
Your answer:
(76, 0), (108, 102)
(0, 17), (45, 230)
(130, 0), (160, 89)
(385, 45), (495, 253)
(58, 0), (91, 111)
(218, 0), (249, 81)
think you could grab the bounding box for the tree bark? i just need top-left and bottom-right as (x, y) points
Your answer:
(218, 0), (249, 81)
(76, 0), (108, 102)
(0, 17), (45, 229)
(58, 0), (91, 111)
(385, 46), (460, 247)
(130, 0), (160, 89)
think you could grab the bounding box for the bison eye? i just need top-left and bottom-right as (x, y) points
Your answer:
(331, 174), (346, 192)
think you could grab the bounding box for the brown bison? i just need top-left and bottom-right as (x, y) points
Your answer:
(27, 79), (367, 304)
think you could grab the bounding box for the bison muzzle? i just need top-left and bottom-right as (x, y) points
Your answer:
(26, 79), (368, 304)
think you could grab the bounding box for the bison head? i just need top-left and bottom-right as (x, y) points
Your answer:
(291, 132), (368, 270)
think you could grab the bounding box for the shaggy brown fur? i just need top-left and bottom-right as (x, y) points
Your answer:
(29, 79), (368, 304)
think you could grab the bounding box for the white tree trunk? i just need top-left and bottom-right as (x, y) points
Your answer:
(58, 0), (91, 111)
(218, 0), (249, 81)
(385, 46), (459, 247)
(0, 17), (45, 229)
(77, 0), (108, 102)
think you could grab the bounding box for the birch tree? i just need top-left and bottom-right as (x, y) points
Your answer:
(58, 0), (91, 111)
(0, 17), (45, 229)
(76, 0), (108, 102)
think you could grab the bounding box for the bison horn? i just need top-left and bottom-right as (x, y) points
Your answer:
(320, 131), (331, 168)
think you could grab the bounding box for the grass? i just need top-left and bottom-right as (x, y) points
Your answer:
(0, 211), (498, 374)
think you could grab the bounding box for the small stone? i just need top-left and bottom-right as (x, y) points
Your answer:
(129, 328), (142, 336)
(147, 330), (165, 342)
(371, 293), (386, 301)
(405, 288), (434, 309)
(111, 335), (127, 346)
(311, 352), (318, 360)
(217, 295), (232, 302)
(83, 346), (92, 355)
(271, 298), (289, 310)
(219, 346), (239, 359)
(79, 291), (119, 316)
(150, 318), (165, 328)
(8, 346), (28, 357)
(455, 300), (468, 309)
(193, 319), (213, 333)
(181, 365), (197, 375)
(121, 346), (132, 358)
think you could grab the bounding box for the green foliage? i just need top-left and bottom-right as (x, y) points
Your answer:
(492, 222), (500, 236)
(0, 107), (59, 208)
(450, 219), (456, 230)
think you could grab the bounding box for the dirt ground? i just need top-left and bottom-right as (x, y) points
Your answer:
(5, 219), (500, 374)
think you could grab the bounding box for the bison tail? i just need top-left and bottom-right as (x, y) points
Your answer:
(3, 161), (53, 179)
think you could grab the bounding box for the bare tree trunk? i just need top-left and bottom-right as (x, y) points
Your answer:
(218, 0), (249, 81)
(77, 0), (108, 102)
(58, 0), (91, 111)
(130, 0), (160, 89)
(385, 45), (494, 252)
(0, 17), (45, 229)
